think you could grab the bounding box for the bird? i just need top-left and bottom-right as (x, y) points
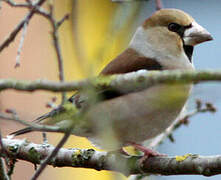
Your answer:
(10, 9), (213, 156)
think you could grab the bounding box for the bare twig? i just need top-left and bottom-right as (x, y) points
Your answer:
(0, 130), (10, 169)
(46, 97), (57, 108)
(2, 0), (29, 7)
(2, 0), (68, 104)
(3, 0), (51, 18)
(149, 100), (216, 148)
(5, 108), (20, 120)
(0, 158), (10, 180)
(15, 21), (27, 68)
(42, 132), (48, 144)
(57, 14), (69, 28)
(0, 130), (4, 155)
(155, 0), (163, 10)
(31, 132), (71, 180)
(7, 158), (16, 177)
(0, 0), (46, 52)
(49, 10), (69, 103)
(0, 129), (10, 180)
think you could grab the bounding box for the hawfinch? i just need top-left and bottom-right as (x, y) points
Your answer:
(11, 9), (213, 154)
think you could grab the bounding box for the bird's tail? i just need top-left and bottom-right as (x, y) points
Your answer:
(9, 127), (33, 137)
(9, 101), (76, 137)
(9, 110), (52, 137)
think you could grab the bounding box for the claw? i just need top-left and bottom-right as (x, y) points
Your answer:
(128, 142), (166, 163)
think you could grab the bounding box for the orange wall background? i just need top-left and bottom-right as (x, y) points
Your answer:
(0, 0), (143, 179)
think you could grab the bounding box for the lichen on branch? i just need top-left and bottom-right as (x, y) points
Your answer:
(1, 138), (221, 176)
(0, 70), (221, 93)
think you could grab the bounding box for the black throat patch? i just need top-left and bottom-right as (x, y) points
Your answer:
(183, 45), (194, 63)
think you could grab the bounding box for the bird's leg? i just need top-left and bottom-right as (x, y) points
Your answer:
(128, 142), (166, 164)
(111, 147), (147, 156)
(119, 147), (131, 156)
(42, 132), (48, 144)
(128, 142), (165, 157)
(108, 148), (130, 156)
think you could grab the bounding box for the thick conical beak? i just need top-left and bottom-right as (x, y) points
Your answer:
(183, 21), (213, 46)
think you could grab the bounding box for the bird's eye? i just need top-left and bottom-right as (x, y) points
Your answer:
(168, 23), (181, 32)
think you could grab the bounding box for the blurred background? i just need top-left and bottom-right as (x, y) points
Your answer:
(0, 0), (221, 179)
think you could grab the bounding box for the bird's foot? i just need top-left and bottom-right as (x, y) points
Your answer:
(119, 148), (131, 156)
(108, 148), (130, 156)
(129, 142), (162, 157)
(129, 142), (166, 163)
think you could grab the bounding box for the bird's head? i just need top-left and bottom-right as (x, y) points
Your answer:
(129, 9), (213, 70)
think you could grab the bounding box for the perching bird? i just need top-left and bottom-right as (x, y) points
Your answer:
(11, 9), (212, 154)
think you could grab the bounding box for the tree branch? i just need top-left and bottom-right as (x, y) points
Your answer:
(1, 138), (221, 177)
(44, 2), (69, 104)
(15, 21), (27, 68)
(0, 0), (46, 52)
(31, 132), (71, 180)
(0, 70), (221, 93)
(2, 0), (68, 103)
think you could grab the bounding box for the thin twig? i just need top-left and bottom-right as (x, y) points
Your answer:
(0, 158), (10, 180)
(0, 129), (10, 180)
(0, 130), (5, 155)
(3, 0), (51, 18)
(15, 21), (27, 68)
(149, 100), (216, 148)
(155, 0), (163, 10)
(0, 0), (46, 52)
(0, 130), (9, 169)
(46, 97), (57, 108)
(31, 132), (71, 180)
(2, 0), (67, 103)
(57, 14), (69, 28)
(2, 0), (29, 7)
(42, 132), (48, 144)
(5, 108), (20, 120)
(48, 5), (69, 104)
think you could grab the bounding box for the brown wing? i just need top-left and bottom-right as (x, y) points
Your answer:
(10, 48), (162, 136)
(100, 48), (162, 75)
(69, 48), (163, 108)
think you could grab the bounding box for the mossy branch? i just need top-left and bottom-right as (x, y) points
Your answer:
(1, 138), (221, 177)
(0, 70), (221, 93)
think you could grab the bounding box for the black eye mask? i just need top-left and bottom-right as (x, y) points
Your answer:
(168, 23), (193, 63)
(168, 23), (192, 37)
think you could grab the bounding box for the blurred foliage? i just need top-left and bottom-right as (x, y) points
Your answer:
(53, 0), (144, 179)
